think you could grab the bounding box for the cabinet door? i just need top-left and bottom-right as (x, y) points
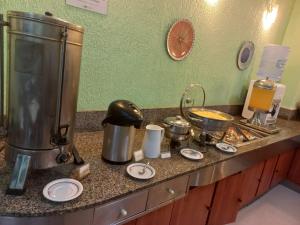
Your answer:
(170, 183), (215, 225)
(207, 172), (243, 225)
(289, 149), (300, 185)
(256, 155), (279, 197)
(239, 161), (265, 207)
(271, 150), (295, 187)
(136, 203), (173, 225)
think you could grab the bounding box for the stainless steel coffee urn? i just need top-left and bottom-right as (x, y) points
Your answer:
(102, 100), (143, 163)
(0, 11), (84, 194)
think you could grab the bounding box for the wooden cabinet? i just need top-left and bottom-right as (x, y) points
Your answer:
(170, 183), (215, 225)
(125, 148), (299, 225)
(123, 220), (137, 225)
(289, 149), (300, 185)
(207, 172), (243, 225)
(256, 155), (279, 197)
(270, 149), (295, 187)
(239, 161), (265, 207)
(136, 203), (174, 225)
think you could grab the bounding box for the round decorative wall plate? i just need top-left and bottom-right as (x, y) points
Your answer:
(237, 41), (255, 70)
(167, 19), (195, 61)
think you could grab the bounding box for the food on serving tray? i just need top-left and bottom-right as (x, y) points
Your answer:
(192, 110), (228, 120)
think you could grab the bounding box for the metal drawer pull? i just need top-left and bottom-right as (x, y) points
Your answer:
(167, 188), (175, 195)
(120, 209), (128, 217)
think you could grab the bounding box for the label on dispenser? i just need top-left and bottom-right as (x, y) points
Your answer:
(133, 150), (144, 162)
(161, 151), (171, 159)
(66, 0), (108, 15)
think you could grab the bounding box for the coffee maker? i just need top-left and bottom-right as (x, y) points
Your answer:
(102, 100), (143, 164)
(0, 11), (84, 194)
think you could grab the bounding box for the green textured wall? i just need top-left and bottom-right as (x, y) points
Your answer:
(281, 0), (300, 109)
(0, 0), (295, 111)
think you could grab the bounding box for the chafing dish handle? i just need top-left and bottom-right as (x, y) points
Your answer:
(0, 15), (9, 135)
(180, 84), (206, 120)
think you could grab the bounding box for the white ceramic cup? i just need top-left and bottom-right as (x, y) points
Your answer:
(143, 124), (165, 158)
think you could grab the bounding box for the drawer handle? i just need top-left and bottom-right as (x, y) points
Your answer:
(167, 188), (175, 195)
(120, 209), (128, 217)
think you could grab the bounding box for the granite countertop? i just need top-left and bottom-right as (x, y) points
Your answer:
(1, 119), (300, 217)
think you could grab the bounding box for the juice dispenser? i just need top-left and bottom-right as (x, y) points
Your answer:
(248, 79), (276, 125)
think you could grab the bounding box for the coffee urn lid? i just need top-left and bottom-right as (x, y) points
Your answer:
(7, 11), (84, 32)
(102, 100), (144, 128)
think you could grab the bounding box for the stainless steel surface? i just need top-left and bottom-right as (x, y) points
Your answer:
(188, 108), (234, 132)
(165, 131), (190, 142)
(240, 119), (280, 134)
(163, 115), (191, 134)
(93, 190), (148, 225)
(7, 11), (84, 32)
(189, 139), (298, 187)
(0, 208), (94, 225)
(195, 122), (273, 148)
(163, 115), (191, 142)
(5, 144), (63, 169)
(3, 11), (83, 169)
(188, 166), (215, 187)
(0, 14), (7, 131)
(146, 175), (189, 209)
(102, 124), (136, 163)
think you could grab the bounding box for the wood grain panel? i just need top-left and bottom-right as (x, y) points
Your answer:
(207, 172), (243, 225)
(136, 204), (174, 225)
(170, 184), (215, 225)
(271, 149), (295, 187)
(256, 155), (279, 197)
(288, 149), (300, 185)
(239, 161), (265, 207)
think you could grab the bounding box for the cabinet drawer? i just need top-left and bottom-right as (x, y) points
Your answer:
(93, 190), (148, 225)
(147, 175), (189, 209)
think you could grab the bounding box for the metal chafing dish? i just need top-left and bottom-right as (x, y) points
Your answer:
(163, 115), (191, 142)
(187, 108), (234, 132)
(180, 84), (234, 145)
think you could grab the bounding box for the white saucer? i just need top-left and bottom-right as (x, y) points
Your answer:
(126, 163), (156, 180)
(43, 178), (83, 202)
(216, 143), (237, 153)
(180, 148), (204, 161)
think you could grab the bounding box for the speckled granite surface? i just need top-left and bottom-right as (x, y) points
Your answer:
(0, 119), (300, 217)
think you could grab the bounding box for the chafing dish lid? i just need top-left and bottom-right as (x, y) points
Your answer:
(164, 116), (191, 128)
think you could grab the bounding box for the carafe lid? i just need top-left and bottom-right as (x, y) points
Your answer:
(253, 79), (275, 90)
(102, 100), (144, 128)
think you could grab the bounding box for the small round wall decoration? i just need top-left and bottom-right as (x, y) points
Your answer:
(237, 41), (255, 70)
(167, 19), (195, 61)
